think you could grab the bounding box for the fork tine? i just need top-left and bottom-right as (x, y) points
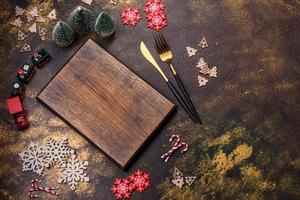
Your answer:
(154, 37), (161, 54)
(161, 34), (170, 51)
(158, 34), (166, 53)
(156, 36), (163, 54)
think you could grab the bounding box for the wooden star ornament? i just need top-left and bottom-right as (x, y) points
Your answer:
(198, 75), (208, 87)
(47, 9), (57, 20)
(186, 46), (197, 57)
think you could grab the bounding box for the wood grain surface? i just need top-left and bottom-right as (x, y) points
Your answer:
(37, 39), (175, 168)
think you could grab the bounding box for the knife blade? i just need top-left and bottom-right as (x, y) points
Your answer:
(140, 41), (169, 81)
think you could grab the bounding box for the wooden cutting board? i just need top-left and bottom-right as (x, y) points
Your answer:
(37, 39), (175, 168)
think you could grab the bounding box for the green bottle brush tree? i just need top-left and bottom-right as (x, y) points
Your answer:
(52, 21), (75, 47)
(68, 6), (94, 35)
(94, 12), (115, 37)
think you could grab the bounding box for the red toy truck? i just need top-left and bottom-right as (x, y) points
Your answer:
(6, 96), (29, 130)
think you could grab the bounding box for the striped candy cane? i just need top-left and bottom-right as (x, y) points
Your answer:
(161, 134), (189, 162)
(28, 179), (59, 198)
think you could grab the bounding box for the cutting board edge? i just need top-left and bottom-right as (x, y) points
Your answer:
(122, 103), (176, 168)
(36, 95), (176, 168)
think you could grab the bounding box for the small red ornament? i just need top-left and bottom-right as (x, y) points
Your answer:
(18, 69), (24, 75)
(147, 11), (167, 31)
(128, 169), (151, 193)
(144, 0), (165, 14)
(111, 178), (135, 199)
(121, 7), (142, 26)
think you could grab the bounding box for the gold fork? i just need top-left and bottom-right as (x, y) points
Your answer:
(155, 34), (201, 123)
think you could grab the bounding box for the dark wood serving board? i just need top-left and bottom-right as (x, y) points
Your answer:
(37, 39), (175, 168)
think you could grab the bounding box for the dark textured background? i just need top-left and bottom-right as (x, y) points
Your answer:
(1, 0), (300, 199)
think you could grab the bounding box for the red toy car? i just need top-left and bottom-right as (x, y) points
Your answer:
(6, 96), (29, 130)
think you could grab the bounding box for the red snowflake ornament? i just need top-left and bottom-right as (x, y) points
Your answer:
(144, 0), (165, 14)
(111, 178), (135, 199)
(147, 11), (167, 31)
(129, 169), (151, 193)
(121, 7), (142, 26)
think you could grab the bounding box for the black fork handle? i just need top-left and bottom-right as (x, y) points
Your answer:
(166, 81), (197, 123)
(174, 74), (202, 124)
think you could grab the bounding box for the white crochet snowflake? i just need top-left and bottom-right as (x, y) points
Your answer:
(58, 154), (89, 190)
(19, 142), (47, 175)
(44, 138), (75, 168)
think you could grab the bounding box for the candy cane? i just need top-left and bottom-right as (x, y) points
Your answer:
(161, 134), (189, 162)
(179, 142), (189, 153)
(28, 179), (59, 198)
(161, 134), (181, 162)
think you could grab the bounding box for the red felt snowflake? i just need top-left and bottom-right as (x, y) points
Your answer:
(144, 0), (165, 14)
(120, 7), (142, 26)
(128, 169), (151, 193)
(111, 178), (135, 199)
(147, 11), (167, 32)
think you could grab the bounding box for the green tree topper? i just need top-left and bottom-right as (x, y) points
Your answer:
(68, 6), (94, 34)
(52, 21), (75, 47)
(94, 12), (115, 37)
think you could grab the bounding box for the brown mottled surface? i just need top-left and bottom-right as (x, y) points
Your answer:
(1, 0), (300, 200)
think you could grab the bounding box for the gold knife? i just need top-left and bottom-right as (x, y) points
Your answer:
(140, 41), (169, 82)
(140, 41), (197, 123)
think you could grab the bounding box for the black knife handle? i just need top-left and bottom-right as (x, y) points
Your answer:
(166, 81), (197, 123)
(174, 74), (202, 124)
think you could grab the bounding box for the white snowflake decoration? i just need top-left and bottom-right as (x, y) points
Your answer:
(186, 46), (197, 57)
(20, 43), (31, 52)
(58, 154), (89, 190)
(19, 142), (47, 175)
(199, 37), (208, 49)
(15, 6), (25, 16)
(18, 31), (27, 41)
(82, 0), (93, 5)
(11, 17), (22, 27)
(47, 9), (57, 20)
(198, 75), (208, 87)
(44, 138), (75, 167)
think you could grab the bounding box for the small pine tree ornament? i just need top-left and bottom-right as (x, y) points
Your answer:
(94, 12), (115, 37)
(68, 6), (94, 35)
(52, 21), (75, 47)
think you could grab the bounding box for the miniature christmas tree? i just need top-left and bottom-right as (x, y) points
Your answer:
(68, 6), (94, 35)
(94, 12), (115, 37)
(52, 21), (75, 47)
